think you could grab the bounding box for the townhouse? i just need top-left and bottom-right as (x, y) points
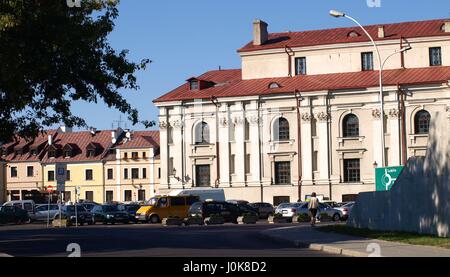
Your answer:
(0, 128), (160, 204)
(154, 18), (450, 204)
(104, 131), (161, 203)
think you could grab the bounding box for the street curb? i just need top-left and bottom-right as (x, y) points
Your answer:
(258, 231), (368, 257)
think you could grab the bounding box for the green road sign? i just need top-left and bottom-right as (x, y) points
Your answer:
(375, 166), (404, 191)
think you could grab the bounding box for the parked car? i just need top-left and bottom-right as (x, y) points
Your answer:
(118, 204), (141, 222)
(234, 203), (259, 217)
(2, 200), (36, 221)
(275, 202), (305, 218)
(34, 204), (60, 222)
(78, 201), (100, 212)
(321, 201), (340, 208)
(335, 202), (355, 220)
(91, 205), (130, 224)
(249, 202), (274, 219)
(53, 205), (94, 226)
(188, 201), (245, 223)
(0, 206), (30, 224)
(135, 195), (200, 223)
(227, 200), (250, 205)
(169, 188), (226, 201)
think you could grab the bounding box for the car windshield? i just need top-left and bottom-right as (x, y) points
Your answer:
(103, 206), (119, 212)
(144, 197), (157, 206)
(65, 206), (86, 213)
(277, 203), (290, 209)
(343, 202), (354, 207)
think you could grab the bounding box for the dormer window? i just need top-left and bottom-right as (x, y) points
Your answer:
(268, 82), (281, 89)
(64, 150), (72, 158)
(190, 80), (199, 90)
(48, 150), (56, 158)
(87, 149), (95, 158)
(30, 149), (37, 156)
(348, 31), (360, 38)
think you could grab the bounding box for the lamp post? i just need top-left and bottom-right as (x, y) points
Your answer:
(329, 10), (411, 167)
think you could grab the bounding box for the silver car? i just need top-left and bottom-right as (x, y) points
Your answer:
(335, 202), (355, 220)
(34, 204), (60, 222)
(282, 202), (344, 221)
(275, 202), (304, 218)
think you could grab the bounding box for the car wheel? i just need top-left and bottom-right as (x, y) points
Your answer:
(332, 213), (341, 222)
(149, 215), (160, 224)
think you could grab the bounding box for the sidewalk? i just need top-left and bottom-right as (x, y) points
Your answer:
(259, 224), (450, 257)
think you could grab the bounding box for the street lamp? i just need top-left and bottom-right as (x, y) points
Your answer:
(329, 10), (411, 168)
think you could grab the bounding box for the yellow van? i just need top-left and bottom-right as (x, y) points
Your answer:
(135, 195), (200, 223)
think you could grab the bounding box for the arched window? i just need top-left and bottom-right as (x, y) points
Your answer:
(195, 121), (210, 144)
(414, 110), (431, 134)
(343, 114), (359, 137)
(274, 117), (290, 141)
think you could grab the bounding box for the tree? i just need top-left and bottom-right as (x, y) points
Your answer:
(0, 0), (153, 143)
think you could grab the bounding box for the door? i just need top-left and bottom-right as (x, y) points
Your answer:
(155, 197), (170, 219)
(168, 197), (187, 218)
(195, 165), (210, 187)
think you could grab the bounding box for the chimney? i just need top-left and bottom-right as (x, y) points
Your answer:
(48, 135), (52, 146)
(378, 26), (385, 38)
(253, 19), (268, 46)
(444, 20), (450, 33)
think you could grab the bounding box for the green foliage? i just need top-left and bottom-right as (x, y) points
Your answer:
(297, 213), (311, 222)
(0, 0), (153, 143)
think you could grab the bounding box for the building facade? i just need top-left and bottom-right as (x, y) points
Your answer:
(154, 18), (450, 204)
(1, 128), (160, 204)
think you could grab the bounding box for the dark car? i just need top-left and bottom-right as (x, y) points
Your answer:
(118, 204), (141, 222)
(91, 205), (130, 224)
(53, 205), (94, 226)
(78, 201), (100, 212)
(249, 202), (274, 219)
(0, 206), (30, 224)
(235, 203), (260, 217)
(189, 201), (256, 223)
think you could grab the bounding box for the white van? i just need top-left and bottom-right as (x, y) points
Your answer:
(169, 188), (226, 201)
(3, 200), (37, 220)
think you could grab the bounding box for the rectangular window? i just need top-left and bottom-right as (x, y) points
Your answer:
(87, 149), (95, 158)
(275, 162), (291, 185)
(229, 123), (236, 142)
(66, 170), (71, 181)
(295, 57), (307, 75)
(131, 168), (139, 179)
(124, 152), (128, 159)
(273, 196), (290, 206)
(85, 191), (94, 202)
(429, 47), (442, 66)
(170, 197), (186, 206)
(230, 154), (235, 174)
(244, 120), (250, 141)
(106, 191), (114, 203)
(63, 191), (71, 202)
(312, 151), (318, 172)
(124, 190), (132, 202)
(138, 190), (146, 201)
(48, 171), (55, 182)
(27, 166), (33, 177)
(142, 152), (147, 159)
(124, 168), (129, 180)
(142, 168), (147, 179)
(132, 152), (138, 159)
(107, 168), (113, 180)
(85, 169), (93, 181)
(361, 52), (374, 71)
(11, 167), (18, 178)
(158, 167), (161, 179)
(245, 154), (251, 174)
(168, 127), (174, 144)
(344, 159), (360, 183)
(169, 158), (174, 175)
(190, 80), (199, 90)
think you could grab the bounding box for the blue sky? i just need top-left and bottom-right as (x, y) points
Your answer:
(70, 0), (450, 131)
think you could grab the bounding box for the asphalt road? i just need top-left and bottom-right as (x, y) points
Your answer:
(0, 222), (337, 257)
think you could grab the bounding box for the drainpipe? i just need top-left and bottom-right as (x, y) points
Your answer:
(294, 90), (302, 201)
(285, 46), (294, 77)
(210, 96), (221, 188)
(397, 84), (408, 166)
(257, 97), (263, 202)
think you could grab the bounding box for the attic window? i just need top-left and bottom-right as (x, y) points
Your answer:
(87, 149), (95, 158)
(48, 150), (56, 158)
(30, 149), (37, 156)
(441, 24), (445, 32)
(268, 82), (281, 89)
(190, 80), (199, 90)
(64, 150), (72, 158)
(348, 31), (360, 38)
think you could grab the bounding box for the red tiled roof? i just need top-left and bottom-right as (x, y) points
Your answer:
(115, 131), (160, 149)
(2, 130), (57, 162)
(153, 66), (450, 103)
(239, 19), (450, 53)
(40, 130), (114, 163)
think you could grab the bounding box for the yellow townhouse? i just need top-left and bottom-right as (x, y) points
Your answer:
(41, 128), (115, 204)
(104, 130), (160, 203)
(1, 131), (57, 203)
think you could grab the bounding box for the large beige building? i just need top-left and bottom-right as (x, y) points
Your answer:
(154, 18), (450, 204)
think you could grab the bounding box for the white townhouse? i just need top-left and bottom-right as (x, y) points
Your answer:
(153, 18), (450, 205)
